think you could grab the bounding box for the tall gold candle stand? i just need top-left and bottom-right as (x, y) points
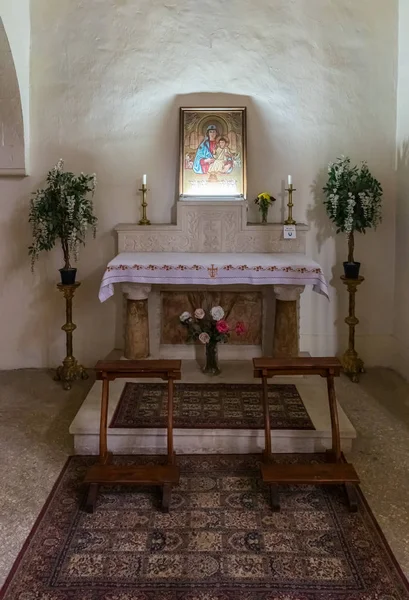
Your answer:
(341, 275), (365, 383)
(55, 282), (88, 390)
(138, 183), (151, 225)
(284, 184), (296, 225)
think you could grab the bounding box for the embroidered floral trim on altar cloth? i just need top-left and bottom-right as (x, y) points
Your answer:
(98, 252), (329, 302)
(107, 263), (323, 276)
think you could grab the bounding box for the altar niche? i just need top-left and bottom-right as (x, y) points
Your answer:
(124, 283), (303, 362)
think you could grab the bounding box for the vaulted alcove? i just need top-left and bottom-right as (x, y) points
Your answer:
(0, 18), (25, 176)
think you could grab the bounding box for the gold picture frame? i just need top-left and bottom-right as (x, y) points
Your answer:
(179, 107), (247, 200)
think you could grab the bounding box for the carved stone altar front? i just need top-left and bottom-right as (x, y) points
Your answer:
(116, 200), (308, 254)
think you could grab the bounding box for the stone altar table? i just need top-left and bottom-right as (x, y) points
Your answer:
(97, 201), (329, 359)
(99, 252), (328, 359)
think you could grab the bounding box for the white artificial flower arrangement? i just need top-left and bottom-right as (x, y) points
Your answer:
(323, 156), (383, 267)
(179, 305), (246, 375)
(179, 305), (245, 345)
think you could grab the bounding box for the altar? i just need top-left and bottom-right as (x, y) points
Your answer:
(101, 200), (328, 361)
(101, 249), (328, 360)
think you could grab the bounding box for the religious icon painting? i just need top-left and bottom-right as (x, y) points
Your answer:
(179, 107), (247, 199)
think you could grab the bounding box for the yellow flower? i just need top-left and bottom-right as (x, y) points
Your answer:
(255, 192), (276, 206)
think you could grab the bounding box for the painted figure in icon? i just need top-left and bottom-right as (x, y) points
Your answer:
(192, 124), (233, 176)
(208, 137), (233, 174)
(193, 124), (218, 174)
(185, 153), (193, 169)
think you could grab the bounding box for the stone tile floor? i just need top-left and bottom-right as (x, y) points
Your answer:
(0, 366), (408, 587)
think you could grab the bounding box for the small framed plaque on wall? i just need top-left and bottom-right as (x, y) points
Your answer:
(179, 107), (247, 200)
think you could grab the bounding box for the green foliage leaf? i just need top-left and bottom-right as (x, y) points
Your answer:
(28, 160), (98, 270)
(322, 156), (383, 236)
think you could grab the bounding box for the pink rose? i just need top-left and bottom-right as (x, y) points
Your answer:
(235, 321), (246, 335)
(216, 320), (229, 334)
(194, 308), (205, 319)
(199, 332), (210, 344)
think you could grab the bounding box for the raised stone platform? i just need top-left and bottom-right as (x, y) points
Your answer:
(70, 360), (356, 455)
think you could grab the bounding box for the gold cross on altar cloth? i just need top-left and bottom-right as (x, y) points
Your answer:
(208, 264), (218, 278)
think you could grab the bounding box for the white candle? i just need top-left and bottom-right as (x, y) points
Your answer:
(288, 175), (292, 186)
(143, 174), (147, 185)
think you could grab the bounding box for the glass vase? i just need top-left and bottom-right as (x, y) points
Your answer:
(203, 342), (221, 376)
(260, 208), (268, 224)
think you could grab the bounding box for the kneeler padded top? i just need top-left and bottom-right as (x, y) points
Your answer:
(84, 464), (180, 485)
(95, 359), (182, 380)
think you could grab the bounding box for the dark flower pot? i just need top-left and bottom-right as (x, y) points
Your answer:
(59, 268), (77, 285)
(343, 262), (361, 279)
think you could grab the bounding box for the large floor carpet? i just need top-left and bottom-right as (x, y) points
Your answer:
(110, 382), (314, 429)
(2, 455), (408, 599)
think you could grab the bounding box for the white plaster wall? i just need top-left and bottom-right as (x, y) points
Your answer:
(394, 0), (409, 378)
(0, 0), (399, 368)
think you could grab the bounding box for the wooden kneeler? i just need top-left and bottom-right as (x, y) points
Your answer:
(84, 359), (182, 513)
(253, 357), (360, 512)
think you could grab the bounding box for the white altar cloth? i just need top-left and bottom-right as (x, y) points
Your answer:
(99, 252), (329, 302)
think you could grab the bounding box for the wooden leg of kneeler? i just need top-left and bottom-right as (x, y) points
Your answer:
(325, 449), (336, 463)
(261, 374), (272, 463)
(327, 374), (359, 512)
(270, 484), (280, 512)
(85, 483), (99, 513)
(326, 375), (341, 462)
(162, 484), (172, 512)
(345, 483), (358, 513)
(161, 378), (176, 511)
(84, 377), (110, 514)
(167, 378), (175, 465)
(103, 452), (113, 465)
(99, 378), (110, 463)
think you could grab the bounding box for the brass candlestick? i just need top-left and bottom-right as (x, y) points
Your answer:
(138, 183), (151, 225)
(284, 184), (296, 225)
(55, 282), (88, 390)
(341, 275), (365, 383)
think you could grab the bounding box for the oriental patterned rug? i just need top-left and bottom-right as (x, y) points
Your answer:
(110, 382), (314, 430)
(2, 455), (409, 600)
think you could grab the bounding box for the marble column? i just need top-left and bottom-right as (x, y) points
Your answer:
(122, 284), (151, 359)
(272, 285), (305, 358)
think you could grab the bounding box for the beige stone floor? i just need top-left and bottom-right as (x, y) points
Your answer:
(0, 366), (409, 588)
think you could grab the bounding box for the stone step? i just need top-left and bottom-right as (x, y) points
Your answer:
(70, 361), (357, 456)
